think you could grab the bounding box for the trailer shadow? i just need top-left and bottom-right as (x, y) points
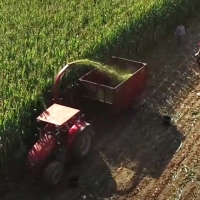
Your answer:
(86, 104), (184, 198)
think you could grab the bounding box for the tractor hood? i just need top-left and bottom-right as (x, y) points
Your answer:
(27, 134), (56, 166)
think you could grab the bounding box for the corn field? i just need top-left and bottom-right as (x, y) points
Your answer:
(0, 0), (199, 171)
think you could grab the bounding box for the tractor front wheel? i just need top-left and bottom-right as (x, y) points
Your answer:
(43, 161), (64, 188)
(71, 126), (94, 163)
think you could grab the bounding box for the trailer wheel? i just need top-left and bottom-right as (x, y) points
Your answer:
(43, 161), (64, 188)
(71, 126), (94, 163)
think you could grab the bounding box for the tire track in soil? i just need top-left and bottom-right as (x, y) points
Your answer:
(162, 178), (198, 200)
(122, 65), (196, 199)
(138, 93), (200, 199)
(158, 130), (200, 198)
(174, 86), (200, 132)
(143, 124), (200, 199)
(128, 78), (200, 199)
(182, 183), (198, 200)
(159, 111), (200, 199)
(146, 58), (198, 117)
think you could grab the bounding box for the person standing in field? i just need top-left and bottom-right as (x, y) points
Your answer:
(195, 43), (200, 66)
(175, 24), (186, 46)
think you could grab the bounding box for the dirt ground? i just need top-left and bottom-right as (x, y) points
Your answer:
(2, 14), (200, 200)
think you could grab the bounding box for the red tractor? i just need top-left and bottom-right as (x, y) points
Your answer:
(26, 104), (94, 187)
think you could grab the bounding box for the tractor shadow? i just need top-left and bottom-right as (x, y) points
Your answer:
(54, 104), (185, 200)
(42, 101), (184, 200)
(0, 152), (113, 200)
(0, 106), (186, 200)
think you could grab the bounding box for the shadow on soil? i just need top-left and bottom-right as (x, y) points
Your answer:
(98, 106), (184, 197)
(52, 105), (185, 200)
(0, 105), (185, 200)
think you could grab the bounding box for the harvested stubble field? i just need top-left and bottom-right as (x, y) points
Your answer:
(2, 7), (200, 200)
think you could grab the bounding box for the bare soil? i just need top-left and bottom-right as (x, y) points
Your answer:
(2, 13), (200, 200)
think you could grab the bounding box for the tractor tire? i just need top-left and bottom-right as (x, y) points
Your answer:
(43, 161), (64, 188)
(71, 125), (94, 163)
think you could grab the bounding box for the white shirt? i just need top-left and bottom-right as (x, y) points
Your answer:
(175, 25), (185, 36)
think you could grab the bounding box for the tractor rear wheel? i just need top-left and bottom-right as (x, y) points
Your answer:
(71, 126), (94, 163)
(43, 161), (64, 188)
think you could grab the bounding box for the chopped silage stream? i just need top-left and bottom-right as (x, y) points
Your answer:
(70, 59), (133, 87)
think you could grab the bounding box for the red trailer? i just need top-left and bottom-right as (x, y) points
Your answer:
(78, 56), (147, 115)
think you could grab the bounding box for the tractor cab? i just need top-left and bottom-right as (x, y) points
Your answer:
(36, 103), (81, 136)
